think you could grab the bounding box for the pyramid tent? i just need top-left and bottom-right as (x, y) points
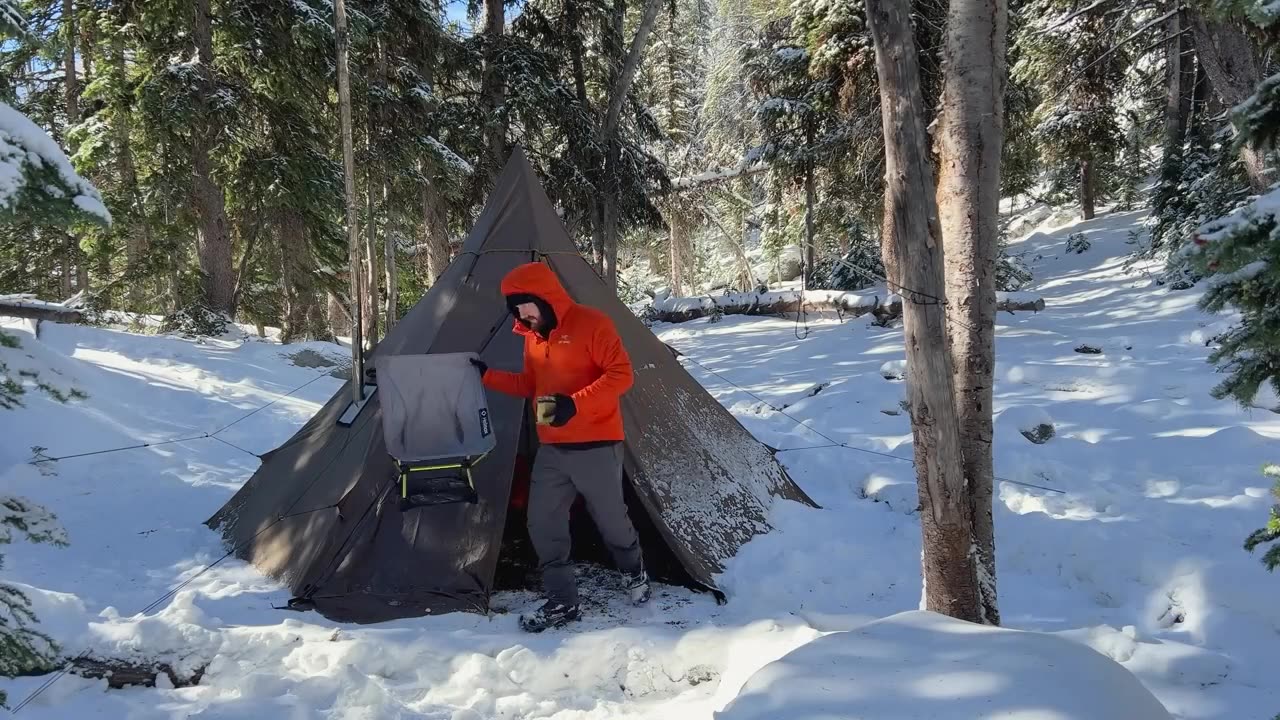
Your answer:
(207, 148), (814, 623)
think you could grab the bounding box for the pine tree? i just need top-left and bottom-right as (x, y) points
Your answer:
(1179, 0), (1280, 405)
(0, 494), (68, 707)
(1014, 0), (1133, 219)
(1243, 464), (1280, 571)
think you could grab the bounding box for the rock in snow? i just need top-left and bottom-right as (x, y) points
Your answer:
(716, 611), (1172, 720)
(999, 404), (1057, 444)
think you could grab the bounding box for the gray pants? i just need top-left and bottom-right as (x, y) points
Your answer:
(528, 442), (643, 606)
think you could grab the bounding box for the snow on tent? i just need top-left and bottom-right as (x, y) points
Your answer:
(206, 148), (815, 623)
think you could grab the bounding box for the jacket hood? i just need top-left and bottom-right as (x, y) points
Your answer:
(500, 261), (574, 330)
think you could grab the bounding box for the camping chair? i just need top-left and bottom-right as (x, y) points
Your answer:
(374, 352), (496, 509)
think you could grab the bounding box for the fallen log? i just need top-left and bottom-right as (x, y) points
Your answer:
(649, 289), (1045, 324)
(0, 296), (84, 324)
(68, 656), (206, 689)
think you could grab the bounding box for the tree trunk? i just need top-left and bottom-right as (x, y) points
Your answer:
(59, 236), (74, 298)
(602, 195), (620, 288)
(328, 291), (351, 337)
(63, 0), (87, 295)
(335, 0), (363, 398)
(592, 0), (665, 291)
(277, 208), (315, 344)
(63, 0), (78, 130)
(669, 220), (686, 297)
(191, 0), (235, 316)
(362, 170), (379, 348)
(110, 7), (148, 307)
(1188, 8), (1269, 191)
(1162, 10), (1193, 158)
(384, 185), (397, 331)
(934, 0), (1006, 625)
(804, 124), (816, 289)
(422, 176), (452, 282)
(1079, 156), (1096, 220)
(480, 0), (506, 175)
(865, 0), (983, 624)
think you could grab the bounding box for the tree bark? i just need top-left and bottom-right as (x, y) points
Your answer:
(334, 0), (363, 399)
(422, 176), (452, 282)
(276, 208), (315, 344)
(934, 0), (1007, 625)
(669, 219), (686, 297)
(63, 0), (78, 130)
(383, 184), (397, 331)
(109, 4), (148, 308)
(1162, 10), (1193, 158)
(1188, 9), (1269, 191)
(191, 0), (235, 316)
(362, 168), (379, 348)
(62, 0), (87, 294)
(592, 0), (665, 290)
(479, 0), (506, 176)
(804, 120), (816, 289)
(865, 0), (983, 623)
(1079, 156), (1096, 220)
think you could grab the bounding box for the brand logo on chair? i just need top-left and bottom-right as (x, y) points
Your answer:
(478, 408), (491, 437)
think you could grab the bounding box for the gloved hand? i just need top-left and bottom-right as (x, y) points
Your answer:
(469, 357), (488, 376)
(548, 393), (576, 427)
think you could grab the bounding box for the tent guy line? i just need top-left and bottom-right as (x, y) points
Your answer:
(669, 347), (1067, 495)
(26, 366), (335, 464)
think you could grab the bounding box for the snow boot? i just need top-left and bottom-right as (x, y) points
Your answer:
(519, 601), (580, 633)
(623, 567), (651, 605)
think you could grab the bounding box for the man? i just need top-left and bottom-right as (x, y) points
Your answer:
(471, 261), (648, 632)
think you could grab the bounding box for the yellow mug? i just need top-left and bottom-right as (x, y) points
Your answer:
(535, 396), (557, 426)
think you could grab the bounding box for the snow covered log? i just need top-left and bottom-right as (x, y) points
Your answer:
(649, 289), (1045, 324)
(69, 656), (206, 689)
(0, 295), (84, 323)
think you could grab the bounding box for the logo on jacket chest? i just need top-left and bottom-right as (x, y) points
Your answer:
(555, 334), (573, 346)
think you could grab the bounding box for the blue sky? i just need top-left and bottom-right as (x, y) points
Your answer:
(443, 0), (469, 25)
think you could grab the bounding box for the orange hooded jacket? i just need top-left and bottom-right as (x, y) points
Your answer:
(482, 262), (633, 444)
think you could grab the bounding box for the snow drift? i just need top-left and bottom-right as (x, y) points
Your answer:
(716, 611), (1172, 720)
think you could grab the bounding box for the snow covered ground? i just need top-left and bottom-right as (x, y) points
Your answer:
(2, 203), (1279, 718)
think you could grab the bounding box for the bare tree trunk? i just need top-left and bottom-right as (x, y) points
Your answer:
(669, 221), (685, 297)
(277, 208), (315, 344)
(934, 0), (1006, 625)
(1163, 9), (1193, 157)
(866, 0), (983, 624)
(1079, 157), (1096, 219)
(362, 168), (379, 347)
(109, 5), (148, 307)
(422, 176), (452, 282)
(61, 0), (80, 298)
(191, 0), (234, 316)
(592, 0), (664, 290)
(335, 0), (363, 398)
(804, 122), (816, 288)
(480, 0), (506, 176)
(328, 291), (351, 337)
(1188, 9), (1269, 191)
(384, 185), (397, 331)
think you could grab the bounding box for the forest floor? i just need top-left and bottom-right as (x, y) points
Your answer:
(2, 202), (1279, 718)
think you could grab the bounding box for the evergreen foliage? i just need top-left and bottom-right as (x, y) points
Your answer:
(1242, 464), (1280, 571)
(0, 493), (68, 707)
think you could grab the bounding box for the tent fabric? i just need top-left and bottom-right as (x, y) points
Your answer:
(375, 352), (494, 463)
(206, 148), (815, 624)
